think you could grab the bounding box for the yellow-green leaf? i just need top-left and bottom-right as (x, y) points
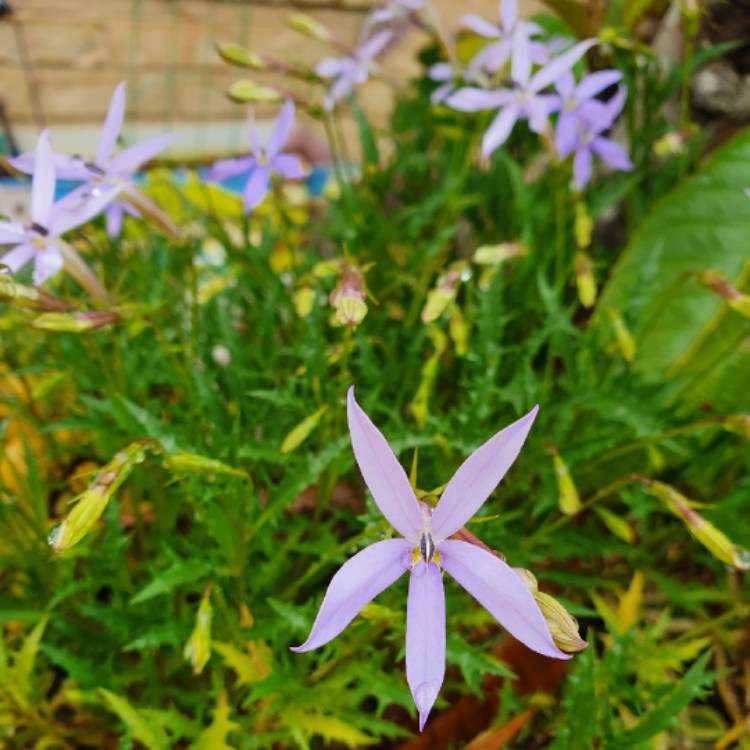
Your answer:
(191, 692), (238, 750)
(212, 640), (272, 685)
(98, 689), (169, 750)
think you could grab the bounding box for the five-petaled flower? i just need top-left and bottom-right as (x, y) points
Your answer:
(207, 99), (305, 213)
(10, 82), (176, 238)
(292, 388), (569, 731)
(1, 131), (117, 284)
(554, 85), (633, 188)
(316, 30), (393, 111)
(448, 34), (596, 157)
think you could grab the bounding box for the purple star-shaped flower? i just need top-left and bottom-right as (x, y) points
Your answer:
(292, 388), (569, 731)
(1, 132), (118, 284)
(448, 34), (596, 157)
(556, 86), (633, 188)
(461, 0), (547, 78)
(207, 100), (304, 213)
(10, 82), (176, 238)
(548, 69), (623, 157)
(316, 30), (393, 111)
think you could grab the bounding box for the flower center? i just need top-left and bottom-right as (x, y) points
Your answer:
(419, 531), (435, 564)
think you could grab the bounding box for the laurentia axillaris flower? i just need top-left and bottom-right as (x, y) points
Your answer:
(1, 131), (118, 285)
(207, 100), (305, 213)
(10, 82), (178, 239)
(293, 388), (570, 731)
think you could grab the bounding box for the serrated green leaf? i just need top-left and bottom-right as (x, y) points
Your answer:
(98, 688), (169, 750)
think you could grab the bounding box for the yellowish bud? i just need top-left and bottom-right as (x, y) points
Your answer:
(330, 265), (368, 328)
(421, 262), (468, 324)
(32, 311), (118, 333)
(293, 287), (316, 318)
(184, 588), (213, 675)
(549, 446), (582, 516)
(448, 303), (468, 356)
(574, 200), (592, 249)
(641, 479), (750, 570)
(286, 13), (332, 42)
(473, 242), (526, 266)
(166, 452), (250, 480)
(51, 442), (150, 553)
(215, 42), (266, 70)
(227, 80), (282, 104)
(280, 405), (328, 454)
(535, 592), (588, 652)
(607, 308), (636, 363)
(574, 251), (597, 308)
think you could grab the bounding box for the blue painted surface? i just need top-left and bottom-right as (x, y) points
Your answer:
(1, 165), (331, 200)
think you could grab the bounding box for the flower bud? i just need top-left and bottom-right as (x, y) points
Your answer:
(184, 588), (213, 675)
(166, 452), (250, 480)
(330, 265), (367, 328)
(286, 13), (332, 43)
(227, 80), (282, 104)
(515, 567), (587, 652)
(548, 446), (582, 516)
(607, 308), (636, 362)
(422, 263), (468, 324)
(574, 200), (592, 249)
(31, 311), (119, 333)
(695, 269), (750, 320)
(50, 442), (150, 553)
(574, 251), (597, 308)
(640, 478), (750, 570)
(293, 286), (316, 318)
(215, 42), (267, 70)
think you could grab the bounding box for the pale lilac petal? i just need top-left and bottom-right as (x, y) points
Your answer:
(0, 222), (26, 245)
(511, 28), (532, 86)
(430, 405), (538, 540)
(573, 146), (593, 188)
(347, 387), (423, 540)
(526, 96), (551, 133)
(96, 81), (126, 166)
(358, 29), (394, 62)
(554, 70), (576, 99)
(440, 540), (569, 659)
(272, 154), (305, 180)
(8, 152), (91, 181)
(431, 82), (453, 105)
(501, 0), (518, 30)
(31, 131), (55, 228)
(242, 166), (270, 211)
(530, 39), (597, 94)
(316, 57), (349, 79)
(406, 561), (445, 731)
(291, 539), (412, 652)
(459, 14), (500, 38)
(106, 203), (124, 238)
(207, 156), (255, 183)
(467, 40), (510, 77)
(530, 39), (549, 65)
(32, 243), (63, 285)
(326, 69), (358, 109)
(446, 87), (513, 112)
(1, 242), (34, 273)
(267, 100), (295, 158)
(601, 85), (627, 130)
(481, 103), (520, 156)
(48, 184), (123, 236)
(591, 137), (633, 171)
(576, 69), (622, 102)
(428, 62), (453, 83)
(110, 134), (178, 175)
(555, 111), (578, 158)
